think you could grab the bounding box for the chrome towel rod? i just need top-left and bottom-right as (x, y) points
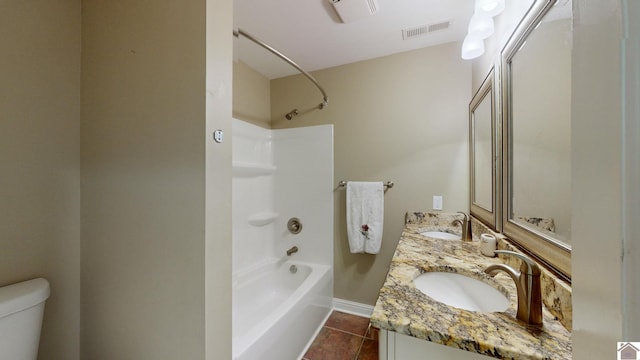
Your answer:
(233, 28), (329, 113)
(338, 180), (394, 190)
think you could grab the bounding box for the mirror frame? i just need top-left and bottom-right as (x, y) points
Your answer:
(501, 0), (571, 280)
(469, 67), (500, 230)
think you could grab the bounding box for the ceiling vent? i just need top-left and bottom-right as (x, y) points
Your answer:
(402, 20), (452, 40)
(329, 0), (379, 23)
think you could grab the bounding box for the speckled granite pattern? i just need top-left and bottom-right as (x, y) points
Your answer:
(471, 218), (573, 331)
(370, 224), (572, 359)
(404, 211), (467, 238)
(407, 212), (572, 331)
(515, 216), (556, 232)
(405, 211), (465, 227)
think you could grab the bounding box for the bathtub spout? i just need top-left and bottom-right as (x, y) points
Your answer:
(286, 246), (299, 256)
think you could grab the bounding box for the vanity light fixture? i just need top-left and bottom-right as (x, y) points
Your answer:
(460, 0), (505, 60)
(475, 0), (505, 17)
(461, 35), (485, 59)
(468, 12), (495, 39)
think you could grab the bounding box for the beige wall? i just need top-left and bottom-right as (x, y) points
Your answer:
(572, 0), (624, 357)
(233, 60), (271, 127)
(81, 0), (232, 358)
(271, 42), (471, 305)
(205, 0), (233, 358)
(623, 0), (640, 339)
(0, 1), (81, 359)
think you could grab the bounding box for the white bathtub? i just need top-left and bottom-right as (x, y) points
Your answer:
(232, 259), (332, 360)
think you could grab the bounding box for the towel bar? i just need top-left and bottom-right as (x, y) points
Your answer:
(337, 180), (394, 190)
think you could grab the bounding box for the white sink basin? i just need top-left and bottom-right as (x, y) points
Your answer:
(413, 272), (510, 312)
(419, 231), (460, 240)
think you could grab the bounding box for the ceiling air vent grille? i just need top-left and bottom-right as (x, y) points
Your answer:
(402, 20), (451, 40)
(366, 0), (378, 13)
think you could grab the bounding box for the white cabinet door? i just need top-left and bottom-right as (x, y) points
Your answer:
(380, 330), (494, 360)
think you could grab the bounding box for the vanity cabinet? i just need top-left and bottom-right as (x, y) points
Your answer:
(379, 330), (494, 360)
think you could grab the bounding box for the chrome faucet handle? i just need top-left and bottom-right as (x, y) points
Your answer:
(494, 250), (540, 276)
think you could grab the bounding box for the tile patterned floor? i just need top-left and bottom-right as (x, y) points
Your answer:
(302, 311), (379, 360)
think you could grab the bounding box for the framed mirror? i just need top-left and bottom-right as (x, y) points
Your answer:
(502, 0), (572, 279)
(470, 68), (499, 230)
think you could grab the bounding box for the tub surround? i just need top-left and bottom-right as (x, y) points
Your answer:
(231, 119), (334, 359)
(370, 213), (572, 359)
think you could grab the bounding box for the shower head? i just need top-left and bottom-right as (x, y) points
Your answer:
(285, 109), (299, 120)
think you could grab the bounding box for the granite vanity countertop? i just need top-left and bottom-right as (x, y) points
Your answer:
(370, 224), (572, 359)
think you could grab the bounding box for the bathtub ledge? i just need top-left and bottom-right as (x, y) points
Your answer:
(248, 212), (279, 226)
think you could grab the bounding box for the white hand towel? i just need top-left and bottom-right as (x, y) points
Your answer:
(346, 181), (384, 254)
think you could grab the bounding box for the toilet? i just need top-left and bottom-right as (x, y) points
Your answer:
(0, 278), (50, 360)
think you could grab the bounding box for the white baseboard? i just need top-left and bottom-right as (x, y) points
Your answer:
(332, 298), (374, 318)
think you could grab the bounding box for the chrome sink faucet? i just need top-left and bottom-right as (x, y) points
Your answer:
(452, 211), (471, 241)
(484, 250), (543, 326)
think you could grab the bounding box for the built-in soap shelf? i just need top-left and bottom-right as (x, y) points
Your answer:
(232, 161), (276, 177)
(248, 212), (279, 226)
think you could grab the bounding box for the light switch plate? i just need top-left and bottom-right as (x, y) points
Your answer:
(433, 196), (443, 210)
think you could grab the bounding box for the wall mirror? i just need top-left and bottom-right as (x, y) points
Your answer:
(470, 68), (498, 229)
(502, 0), (572, 279)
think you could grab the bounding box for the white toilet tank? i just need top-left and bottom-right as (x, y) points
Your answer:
(0, 278), (50, 360)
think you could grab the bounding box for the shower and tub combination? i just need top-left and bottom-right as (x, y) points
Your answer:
(231, 119), (334, 360)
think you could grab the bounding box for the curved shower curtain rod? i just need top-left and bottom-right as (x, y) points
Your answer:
(233, 28), (328, 119)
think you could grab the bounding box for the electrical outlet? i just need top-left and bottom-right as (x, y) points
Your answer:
(433, 196), (443, 210)
(213, 129), (224, 143)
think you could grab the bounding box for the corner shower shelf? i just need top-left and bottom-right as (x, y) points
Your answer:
(232, 161), (276, 177)
(248, 212), (279, 227)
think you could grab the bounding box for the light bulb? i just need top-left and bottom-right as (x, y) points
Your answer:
(475, 0), (505, 17)
(468, 13), (494, 39)
(461, 35), (485, 60)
